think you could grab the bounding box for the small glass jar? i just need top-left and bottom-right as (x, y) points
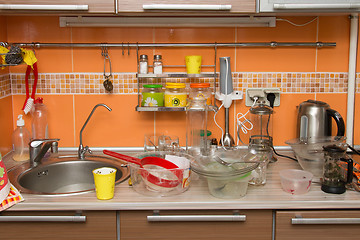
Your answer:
(189, 83), (212, 105)
(153, 55), (163, 74)
(141, 84), (164, 107)
(139, 55), (148, 74)
(165, 83), (187, 107)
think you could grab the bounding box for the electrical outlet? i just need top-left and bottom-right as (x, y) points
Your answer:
(245, 88), (281, 107)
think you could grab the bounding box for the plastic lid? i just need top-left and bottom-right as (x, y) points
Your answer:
(200, 130), (212, 137)
(34, 97), (43, 104)
(143, 84), (162, 88)
(166, 83), (186, 88)
(17, 114), (25, 127)
(190, 83), (210, 88)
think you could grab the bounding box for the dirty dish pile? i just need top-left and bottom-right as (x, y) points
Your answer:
(285, 136), (345, 178)
(191, 150), (259, 199)
(106, 151), (193, 197)
(279, 169), (313, 195)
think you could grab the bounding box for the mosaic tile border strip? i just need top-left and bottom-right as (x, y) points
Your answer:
(0, 74), (11, 98)
(3, 72), (358, 95)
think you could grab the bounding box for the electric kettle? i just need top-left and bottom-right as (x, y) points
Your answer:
(297, 100), (345, 139)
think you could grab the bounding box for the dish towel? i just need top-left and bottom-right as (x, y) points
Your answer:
(0, 184), (24, 211)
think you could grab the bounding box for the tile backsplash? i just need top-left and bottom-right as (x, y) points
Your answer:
(2, 72), (355, 97)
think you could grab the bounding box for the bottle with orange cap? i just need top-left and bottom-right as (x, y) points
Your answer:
(189, 83), (212, 105)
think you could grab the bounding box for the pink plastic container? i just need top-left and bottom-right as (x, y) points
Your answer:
(279, 169), (313, 195)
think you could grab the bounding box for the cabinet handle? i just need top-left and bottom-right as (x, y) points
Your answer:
(0, 4), (88, 10)
(143, 4), (232, 11)
(292, 217), (360, 225)
(147, 214), (246, 222)
(0, 215), (86, 222)
(273, 3), (360, 10)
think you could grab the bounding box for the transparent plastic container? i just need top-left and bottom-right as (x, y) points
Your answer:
(12, 115), (30, 162)
(189, 83), (212, 105)
(31, 97), (49, 139)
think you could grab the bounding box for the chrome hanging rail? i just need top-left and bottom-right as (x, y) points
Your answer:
(3, 41), (336, 49)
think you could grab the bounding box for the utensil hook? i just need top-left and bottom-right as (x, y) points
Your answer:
(101, 45), (112, 80)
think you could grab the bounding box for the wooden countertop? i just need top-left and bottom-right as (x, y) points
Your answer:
(4, 151), (360, 211)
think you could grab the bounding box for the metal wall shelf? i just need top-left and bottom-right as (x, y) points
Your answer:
(137, 73), (218, 78)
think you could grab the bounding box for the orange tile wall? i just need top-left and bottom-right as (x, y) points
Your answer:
(1, 15), (359, 155)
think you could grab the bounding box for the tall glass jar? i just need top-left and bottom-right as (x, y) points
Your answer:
(186, 98), (208, 157)
(164, 83), (187, 107)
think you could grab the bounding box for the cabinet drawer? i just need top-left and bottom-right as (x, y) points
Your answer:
(119, 210), (272, 240)
(0, 0), (114, 13)
(0, 211), (116, 240)
(276, 210), (360, 240)
(118, 0), (255, 13)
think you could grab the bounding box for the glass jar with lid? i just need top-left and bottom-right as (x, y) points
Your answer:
(139, 54), (148, 74)
(164, 83), (187, 107)
(141, 84), (164, 107)
(153, 54), (163, 74)
(189, 83), (212, 105)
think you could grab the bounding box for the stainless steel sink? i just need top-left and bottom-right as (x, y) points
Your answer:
(7, 155), (130, 195)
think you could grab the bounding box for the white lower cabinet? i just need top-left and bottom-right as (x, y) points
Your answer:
(0, 211), (116, 240)
(118, 210), (273, 240)
(275, 210), (360, 240)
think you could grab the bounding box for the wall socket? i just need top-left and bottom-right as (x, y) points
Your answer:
(245, 88), (281, 107)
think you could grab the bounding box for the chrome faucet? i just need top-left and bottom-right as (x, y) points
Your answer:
(78, 103), (112, 159)
(29, 138), (60, 168)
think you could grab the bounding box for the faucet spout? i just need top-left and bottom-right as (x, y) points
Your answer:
(78, 103), (112, 159)
(30, 139), (60, 168)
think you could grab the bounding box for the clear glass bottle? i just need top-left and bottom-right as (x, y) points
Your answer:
(31, 97), (49, 139)
(186, 98), (208, 157)
(153, 54), (163, 74)
(139, 54), (148, 74)
(12, 114), (30, 162)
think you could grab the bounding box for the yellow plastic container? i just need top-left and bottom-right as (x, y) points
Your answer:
(185, 55), (202, 74)
(92, 167), (117, 200)
(165, 83), (187, 107)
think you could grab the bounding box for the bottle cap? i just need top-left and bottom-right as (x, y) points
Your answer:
(17, 114), (25, 127)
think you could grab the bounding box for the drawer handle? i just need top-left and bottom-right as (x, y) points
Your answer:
(147, 215), (246, 222)
(143, 4), (232, 11)
(0, 215), (86, 222)
(292, 217), (360, 225)
(274, 3), (360, 10)
(0, 4), (89, 11)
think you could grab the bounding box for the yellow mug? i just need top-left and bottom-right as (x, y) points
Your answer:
(93, 167), (117, 200)
(185, 55), (202, 74)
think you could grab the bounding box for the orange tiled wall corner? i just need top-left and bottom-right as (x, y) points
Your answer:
(1, 15), (359, 151)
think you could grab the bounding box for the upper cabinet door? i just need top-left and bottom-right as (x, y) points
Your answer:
(118, 0), (256, 14)
(0, 0), (115, 13)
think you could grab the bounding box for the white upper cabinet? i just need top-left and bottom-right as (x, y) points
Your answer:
(0, 0), (115, 13)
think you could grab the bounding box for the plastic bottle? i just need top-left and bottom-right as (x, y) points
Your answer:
(12, 114), (31, 162)
(31, 97), (49, 139)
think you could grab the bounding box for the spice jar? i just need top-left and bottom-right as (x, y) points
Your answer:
(153, 55), (163, 74)
(189, 83), (212, 105)
(165, 83), (187, 107)
(141, 84), (164, 107)
(139, 55), (148, 74)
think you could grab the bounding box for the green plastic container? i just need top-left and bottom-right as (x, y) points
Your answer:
(141, 84), (164, 107)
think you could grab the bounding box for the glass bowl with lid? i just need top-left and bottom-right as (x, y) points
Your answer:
(191, 149), (260, 199)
